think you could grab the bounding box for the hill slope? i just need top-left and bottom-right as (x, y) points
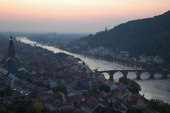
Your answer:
(67, 11), (170, 59)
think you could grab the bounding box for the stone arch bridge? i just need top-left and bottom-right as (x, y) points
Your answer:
(97, 69), (170, 81)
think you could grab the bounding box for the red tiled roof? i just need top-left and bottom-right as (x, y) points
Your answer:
(73, 108), (84, 113)
(86, 97), (100, 108)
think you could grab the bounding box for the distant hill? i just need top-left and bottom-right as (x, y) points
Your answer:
(67, 11), (170, 60)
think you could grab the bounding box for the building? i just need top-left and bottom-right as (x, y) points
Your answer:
(120, 51), (129, 57)
(73, 81), (89, 94)
(0, 68), (19, 89)
(140, 55), (147, 63)
(154, 56), (164, 64)
(8, 36), (15, 58)
(6, 36), (18, 74)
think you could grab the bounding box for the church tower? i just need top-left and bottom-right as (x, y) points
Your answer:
(8, 36), (15, 58)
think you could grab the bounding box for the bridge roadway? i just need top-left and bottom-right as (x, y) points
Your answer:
(97, 69), (170, 81)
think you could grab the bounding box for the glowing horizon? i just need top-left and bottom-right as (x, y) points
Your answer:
(0, 0), (170, 33)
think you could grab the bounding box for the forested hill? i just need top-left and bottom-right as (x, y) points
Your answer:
(68, 11), (170, 59)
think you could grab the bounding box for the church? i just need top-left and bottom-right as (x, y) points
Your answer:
(5, 36), (18, 74)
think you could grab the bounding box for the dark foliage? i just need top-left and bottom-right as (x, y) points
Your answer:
(126, 108), (143, 113)
(99, 84), (110, 93)
(0, 109), (15, 113)
(53, 84), (67, 94)
(149, 99), (170, 113)
(68, 11), (170, 60)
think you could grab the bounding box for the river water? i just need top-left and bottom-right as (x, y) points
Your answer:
(17, 37), (170, 103)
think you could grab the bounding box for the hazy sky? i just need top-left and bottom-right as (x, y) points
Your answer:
(0, 0), (170, 33)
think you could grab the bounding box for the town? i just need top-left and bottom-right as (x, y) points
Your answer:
(0, 35), (169, 113)
(62, 45), (168, 70)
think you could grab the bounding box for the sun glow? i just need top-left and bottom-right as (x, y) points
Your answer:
(0, 0), (169, 32)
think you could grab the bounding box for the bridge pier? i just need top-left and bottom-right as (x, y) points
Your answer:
(162, 71), (168, 79)
(149, 72), (155, 79)
(136, 72), (142, 80)
(122, 71), (128, 79)
(109, 75), (114, 81)
(108, 72), (115, 81)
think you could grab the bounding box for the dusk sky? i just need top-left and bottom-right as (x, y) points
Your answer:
(0, 0), (170, 33)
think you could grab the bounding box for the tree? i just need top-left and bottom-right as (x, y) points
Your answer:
(126, 108), (143, 113)
(83, 85), (99, 97)
(99, 84), (110, 93)
(32, 102), (43, 113)
(26, 78), (32, 83)
(53, 84), (67, 94)
(0, 108), (15, 113)
(0, 90), (4, 97)
(83, 90), (94, 97)
(0, 88), (11, 97)
(149, 99), (170, 113)
(92, 84), (98, 94)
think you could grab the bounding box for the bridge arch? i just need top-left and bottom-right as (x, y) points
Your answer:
(98, 70), (169, 81)
(168, 74), (170, 78)
(140, 71), (151, 80)
(101, 72), (110, 80)
(113, 71), (124, 82)
(127, 71), (137, 80)
(154, 72), (162, 79)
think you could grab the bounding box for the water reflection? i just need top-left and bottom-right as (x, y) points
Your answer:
(154, 73), (162, 79)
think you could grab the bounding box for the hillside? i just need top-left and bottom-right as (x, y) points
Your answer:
(66, 11), (170, 60)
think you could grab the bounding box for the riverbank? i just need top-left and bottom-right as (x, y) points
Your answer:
(28, 36), (170, 71)
(57, 46), (170, 71)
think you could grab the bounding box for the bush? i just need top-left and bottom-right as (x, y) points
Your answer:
(126, 108), (143, 113)
(149, 99), (170, 113)
(99, 84), (110, 93)
(53, 84), (67, 94)
(0, 108), (15, 113)
(32, 102), (43, 113)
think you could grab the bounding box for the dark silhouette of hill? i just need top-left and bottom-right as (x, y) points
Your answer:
(68, 11), (170, 60)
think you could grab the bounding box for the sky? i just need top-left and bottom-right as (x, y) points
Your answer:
(0, 0), (170, 33)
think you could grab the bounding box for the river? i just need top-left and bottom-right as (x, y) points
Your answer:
(17, 37), (170, 103)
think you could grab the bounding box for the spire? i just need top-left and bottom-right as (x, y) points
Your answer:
(105, 27), (107, 32)
(8, 35), (15, 58)
(10, 35), (12, 40)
